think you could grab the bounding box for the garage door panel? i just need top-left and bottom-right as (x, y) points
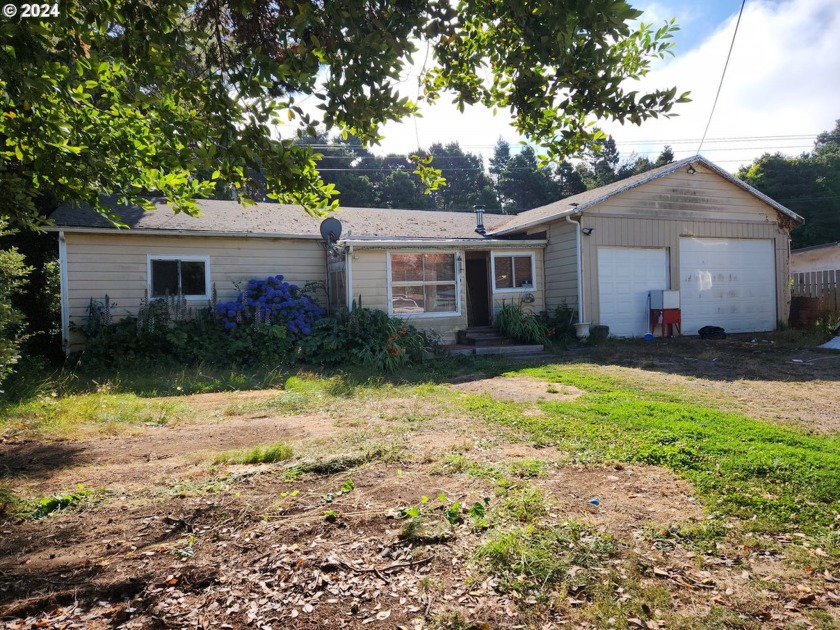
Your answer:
(598, 247), (669, 337)
(680, 238), (775, 335)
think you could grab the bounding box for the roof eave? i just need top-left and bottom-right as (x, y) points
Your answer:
(44, 225), (324, 239)
(343, 238), (547, 249)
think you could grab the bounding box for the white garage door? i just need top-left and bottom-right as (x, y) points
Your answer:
(679, 238), (776, 335)
(598, 247), (669, 337)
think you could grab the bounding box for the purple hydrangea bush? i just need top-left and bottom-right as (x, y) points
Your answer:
(215, 275), (324, 339)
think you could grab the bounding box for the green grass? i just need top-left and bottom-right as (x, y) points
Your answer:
(213, 442), (293, 465)
(459, 364), (840, 533)
(1, 391), (189, 436)
(24, 484), (105, 519)
(474, 520), (618, 596)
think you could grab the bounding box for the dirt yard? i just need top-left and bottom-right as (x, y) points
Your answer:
(1, 334), (838, 629)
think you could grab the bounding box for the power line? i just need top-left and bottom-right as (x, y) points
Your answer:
(697, 0), (747, 155)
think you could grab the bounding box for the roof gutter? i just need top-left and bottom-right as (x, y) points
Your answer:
(341, 239), (547, 249)
(43, 226), (325, 240)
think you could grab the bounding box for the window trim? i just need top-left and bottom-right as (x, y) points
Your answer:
(491, 251), (537, 293)
(386, 251), (461, 319)
(146, 254), (211, 300)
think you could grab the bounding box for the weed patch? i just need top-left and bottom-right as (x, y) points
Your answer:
(2, 391), (189, 437)
(474, 521), (618, 597)
(213, 442), (293, 465)
(30, 484), (101, 519)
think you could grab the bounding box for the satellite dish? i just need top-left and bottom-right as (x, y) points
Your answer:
(320, 217), (343, 243)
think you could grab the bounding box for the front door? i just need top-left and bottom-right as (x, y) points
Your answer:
(465, 253), (491, 326)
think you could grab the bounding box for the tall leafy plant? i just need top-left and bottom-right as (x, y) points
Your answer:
(0, 220), (32, 390)
(495, 300), (550, 345)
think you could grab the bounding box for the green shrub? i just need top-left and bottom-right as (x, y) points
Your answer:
(78, 289), (436, 372)
(79, 275), (309, 369)
(0, 220), (33, 390)
(539, 302), (577, 342)
(494, 300), (550, 345)
(299, 306), (435, 371)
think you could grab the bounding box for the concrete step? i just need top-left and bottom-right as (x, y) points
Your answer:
(457, 327), (513, 346)
(441, 344), (545, 357)
(474, 344), (544, 355)
(466, 336), (512, 347)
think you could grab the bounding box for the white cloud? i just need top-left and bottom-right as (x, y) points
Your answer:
(603, 0), (840, 169)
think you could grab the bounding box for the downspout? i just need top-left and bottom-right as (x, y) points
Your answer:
(346, 244), (354, 311)
(58, 231), (71, 356)
(323, 242), (331, 315)
(565, 215), (585, 324)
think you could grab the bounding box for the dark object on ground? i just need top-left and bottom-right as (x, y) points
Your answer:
(698, 326), (726, 340)
(789, 296), (821, 329)
(590, 325), (609, 343)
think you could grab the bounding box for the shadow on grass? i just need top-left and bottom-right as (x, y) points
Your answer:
(4, 330), (838, 412)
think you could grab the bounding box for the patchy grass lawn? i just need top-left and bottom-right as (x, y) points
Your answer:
(1, 335), (839, 628)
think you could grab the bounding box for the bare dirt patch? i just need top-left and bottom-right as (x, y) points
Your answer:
(448, 374), (583, 403)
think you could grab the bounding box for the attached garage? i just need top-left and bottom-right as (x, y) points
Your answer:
(598, 247), (669, 337)
(488, 156), (804, 337)
(679, 238), (776, 335)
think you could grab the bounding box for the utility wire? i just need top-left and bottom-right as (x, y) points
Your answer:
(697, 0), (747, 156)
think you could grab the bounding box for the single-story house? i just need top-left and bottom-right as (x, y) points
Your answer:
(791, 241), (840, 276)
(790, 241), (840, 312)
(49, 156), (803, 353)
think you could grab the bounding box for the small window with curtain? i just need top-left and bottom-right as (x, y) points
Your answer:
(492, 253), (535, 292)
(148, 257), (209, 298)
(389, 252), (458, 316)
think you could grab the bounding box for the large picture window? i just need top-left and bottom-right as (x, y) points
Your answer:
(492, 253), (536, 292)
(148, 256), (209, 298)
(389, 253), (459, 316)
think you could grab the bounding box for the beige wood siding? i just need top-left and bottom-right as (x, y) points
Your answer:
(571, 165), (791, 327)
(349, 249), (389, 311)
(64, 232), (325, 348)
(539, 220), (579, 313)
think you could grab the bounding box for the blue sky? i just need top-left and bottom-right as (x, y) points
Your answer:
(646, 1), (742, 53)
(363, 0), (840, 172)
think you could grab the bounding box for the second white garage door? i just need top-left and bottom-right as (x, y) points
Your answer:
(679, 238), (776, 335)
(598, 247), (669, 337)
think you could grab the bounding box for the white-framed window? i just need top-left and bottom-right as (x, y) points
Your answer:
(146, 255), (211, 299)
(491, 252), (536, 292)
(387, 252), (460, 317)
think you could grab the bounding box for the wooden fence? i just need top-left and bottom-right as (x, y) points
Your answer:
(791, 270), (840, 312)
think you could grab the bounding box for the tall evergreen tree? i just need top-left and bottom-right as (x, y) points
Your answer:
(428, 142), (498, 211)
(738, 120), (840, 249)
(498, 146), (559, 212)
(555, 161), (587, 199)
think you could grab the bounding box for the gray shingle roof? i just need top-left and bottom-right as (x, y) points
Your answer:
(488, 156), (803, 235)
(49, 198), (510, 240)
